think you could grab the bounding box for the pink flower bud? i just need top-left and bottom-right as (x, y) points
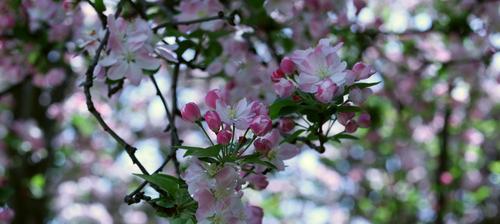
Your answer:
(353, 0), (366, 15)
(271, 69), (285, 82)
(181, 102), (201, 122)
(273, 79), (295, 98)
(216, 129), (232, 145)
(345, 120), (358, 133)
(314, 79), (337, 103)
(205, 89), (222, 109)
(279, 57), (295, 74)
(204, 111), (221, 132)
(349, 88), (372, 105)
(250, 115), (272, 136)
(352, 62), (375, 80)
(247, 174), (269, 190)
(440, 172), (453, 185)
(338, 112), (355, 125)
(250, 101), (268, 117)
(278, 118), (295, 133)
(358, 113), (371, 128)
(254, 138), (272, 155)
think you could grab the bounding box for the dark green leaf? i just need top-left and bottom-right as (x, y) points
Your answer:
(337, 105), (362, 113)
(134, 173), (181, 194)
(176, 144), (222, 158)
(350, 81), (381, 89)
(94, 0), (106, 13)
(269, 98), (297, 119)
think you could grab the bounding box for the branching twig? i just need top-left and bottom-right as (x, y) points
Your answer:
(170, 63), (182, 177)
(152, 12), (227, 32)
(83, 2), (150, 175)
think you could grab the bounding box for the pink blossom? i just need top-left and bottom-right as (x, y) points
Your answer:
(345, 120), (358, 133)
(273, 79), (295, 98)
(246, 174), (269, 190)
(358, 113), (371, 128)
(278, 118), (295, 133)
(271, 68), (285, 82)
(181, 102), (201, 122)
(176, 0), (224, 32)
(217, 129), (232, 145)
(314, 79), (338, 103)
(349, 87), (372, 105)
(249, 101), (269, 118)
(352, 62), (375, 81)
(204, 111), (221, 132)
(290, 38), (347, 93)
(280, 57), (295, 74)
(205, 89), (225, 109)
(216, 98), (252, 130)
(250, 115), (272, 136)
(245, 205), (264, 224)
(254, 138), (272, 155)
(96, 16), (160, 85)
(261, 130), (301, 170)
(338, 112), (355, 125)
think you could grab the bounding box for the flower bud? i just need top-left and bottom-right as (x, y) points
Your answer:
(338, 112), (355, 125)
(250, 101), (268, 117)
(254, 138), (272, 155)
(278, 118), (295, 133)
(204, 111), (221, 132)
(345, 120), (358, 133)
(247, 174), (269, 190)
(279, 57), (295, 74)
(273, 79), (295, 98)
(349, 88), (372, 105)
(205, 89), (222, 109)
(181, 102), (201, 122)
(250, 115), (273, 136)
(217, 129), (232, 145)
(352, 62), (375, 80)
(314, 79), (337, 103)
(271, 69), (285, 82)
(358, 113), (371, 128)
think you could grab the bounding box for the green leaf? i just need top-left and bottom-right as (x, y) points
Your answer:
(240, 155), (278, 170)
(176, 144), (222, 158)
(331, 133), (359, 143)
(134, 173), (181, 195)
(337, 105), (361, 113)
(281, 129), (305, 143)
(94, 0), (106, 13)
(269, 98), (297, 119)
(350, 81), (381, 89)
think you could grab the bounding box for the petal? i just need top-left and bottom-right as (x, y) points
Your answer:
(126, 63), (143, 85)
(136, 53), (161, 70)
(107, 62), (127, 80)
(277, 143), (300, 160)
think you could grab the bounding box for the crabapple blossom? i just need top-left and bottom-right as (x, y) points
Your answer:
(216, 129), (232, 145)
(181, 102), (202, 122)
(271, 68), (285, 82)
(278, 118), (295, 133)
(254, 138), (272, 155)
(358, 113), (371, 128)
(176, 0), (224, 32)
(216, 98), (252, 130)
(205, 89), (225, 109)
(273, 79), (295, 98)
(314, 78), (338, 103)
(280, 57), (296, 74)
(345, 120), (359, 133)
(204, 111), (222, 132)
(349, 87), (372, 105)
(290, 38), (347, 93)
(249, 115), (273, 136)
(95, 16), (160, 85)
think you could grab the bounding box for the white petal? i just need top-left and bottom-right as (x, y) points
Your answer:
(107, 62), (127, 80)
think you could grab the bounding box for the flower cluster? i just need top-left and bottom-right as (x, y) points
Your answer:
(179, 89), (302, 223)
(93, 16), (160, 85)
(272, 38), (375, 103)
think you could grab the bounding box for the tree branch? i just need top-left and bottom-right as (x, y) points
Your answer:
(83, 2), (150, 175)
(152, 12), (227, 32)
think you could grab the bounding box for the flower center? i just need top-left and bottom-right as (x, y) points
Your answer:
(124, 51), (135, 63)
(228, 108), (237, 120)
(318, 67), (330, 79)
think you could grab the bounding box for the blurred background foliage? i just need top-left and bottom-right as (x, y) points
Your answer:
(0, 0), (499, 223)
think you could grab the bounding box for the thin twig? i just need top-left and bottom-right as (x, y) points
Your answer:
(83, 2), (150, 175)
(170, 63), (181, 176)
(153, 13), (226, 31)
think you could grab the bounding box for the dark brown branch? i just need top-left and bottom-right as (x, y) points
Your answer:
(83, 2), (150, 175)
(152, 12), (227, 32)
(170, 63), (181, 176)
